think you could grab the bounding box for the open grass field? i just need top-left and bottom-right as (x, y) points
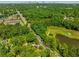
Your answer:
(46, 26), (79, 40)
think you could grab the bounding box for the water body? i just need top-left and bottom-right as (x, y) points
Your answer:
(56, 34), (79, 47)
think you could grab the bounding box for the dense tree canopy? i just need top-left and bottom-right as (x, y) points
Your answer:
(0, 4), (79, 57)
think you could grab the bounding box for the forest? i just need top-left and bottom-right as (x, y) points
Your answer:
(0, 3), (79, 57)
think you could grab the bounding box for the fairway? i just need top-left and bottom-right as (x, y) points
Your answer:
(46, 26), (79, 40)
(46, 26), (79, 47)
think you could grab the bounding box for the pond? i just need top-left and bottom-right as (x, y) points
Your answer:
(56, 34), (79, 47)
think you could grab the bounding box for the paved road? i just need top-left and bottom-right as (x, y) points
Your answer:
(17, 10), (57, 56)
(16, 10), (27, 25)
(27, 23), (54, 54)
(27, 23), (44, 47)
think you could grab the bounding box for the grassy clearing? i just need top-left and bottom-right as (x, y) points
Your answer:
(46, 26), (79, 40)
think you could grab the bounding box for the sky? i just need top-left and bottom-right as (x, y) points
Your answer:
(0, 0), (79, 3)
(0, 0), (79, 1)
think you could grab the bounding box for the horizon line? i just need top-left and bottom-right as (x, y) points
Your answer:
(0, 1), (79, 4)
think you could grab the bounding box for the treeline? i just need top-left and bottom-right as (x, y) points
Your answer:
(16, 4), (79, 19)
(17, 4), (79, 31)
(48, 15), (79, 31)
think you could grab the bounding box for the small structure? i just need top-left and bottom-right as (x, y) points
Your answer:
(64, 16), (74, 21)
(0, 14), (21, 25)
(0, 20), (3, 24)
(4, 20), (20, 25)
